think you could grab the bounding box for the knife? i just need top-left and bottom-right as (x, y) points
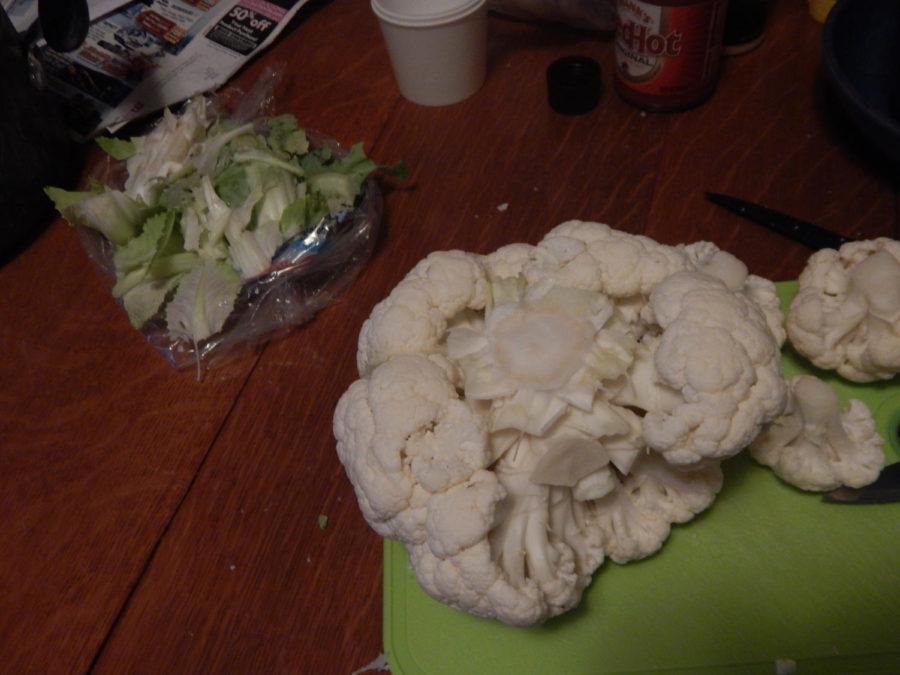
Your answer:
(823, 462), (900, 504)
(706, 192), (853, 250)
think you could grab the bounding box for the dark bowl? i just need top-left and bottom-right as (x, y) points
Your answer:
(822, 0), (900, 165)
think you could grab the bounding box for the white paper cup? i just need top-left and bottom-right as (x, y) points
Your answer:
(371, 0), (488, 106)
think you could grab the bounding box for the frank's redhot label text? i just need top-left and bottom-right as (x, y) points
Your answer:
(614, 0), (727, 111)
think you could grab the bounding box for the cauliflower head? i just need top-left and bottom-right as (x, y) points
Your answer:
(787, 238), (900, 382)
(750, 375), (885, 491)
(336, 222), (788, 626)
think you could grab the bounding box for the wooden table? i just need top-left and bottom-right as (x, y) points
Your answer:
(1, 1), (897, 673)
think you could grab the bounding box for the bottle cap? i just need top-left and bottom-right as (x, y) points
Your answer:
(546, 56), (601, 115)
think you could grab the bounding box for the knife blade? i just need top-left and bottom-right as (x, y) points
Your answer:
(823, 461), (900, 504)
(706, 192), (854, 250)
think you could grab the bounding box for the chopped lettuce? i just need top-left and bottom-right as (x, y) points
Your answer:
(267, 114), (309, 156)
(165, 261), (241, 343)
(45, 186), (149, 246)
(96, 136), (137, 160)
(121, 274), (183, 329)
(45, 99), (400, 347)
(113, 210), (176, 277)
(110, 210), (200, 328)
(125, 100), (210, 203)
(279, 191), (328, 238)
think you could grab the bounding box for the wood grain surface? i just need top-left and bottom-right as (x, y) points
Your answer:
(1, 1), (896, 674)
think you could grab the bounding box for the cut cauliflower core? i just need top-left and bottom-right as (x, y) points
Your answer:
(450, 282), (634, 436)
(336, 222), (792, 626)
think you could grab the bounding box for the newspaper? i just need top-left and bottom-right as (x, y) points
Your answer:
(17, 0), (310, 138)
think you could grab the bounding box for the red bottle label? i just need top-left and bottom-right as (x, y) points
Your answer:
(615, 0), (726, 104)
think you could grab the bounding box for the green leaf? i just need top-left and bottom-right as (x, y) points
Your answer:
(299, 146), (333, 175)
(112, 210), (187, 298)
(121, 273), (183, 328)
(207, 117), (240, 137)
(96, 136), (137, 160)
(214, 164), (253, 208)
(46, 187), (148, 246)
(317, 514), (328, 530)
(381, 160), (408, 179)
(308, 172), (357, 211)
(283, 130), (309, 156)
(193, 121), (255, 176)
(165, 261), (242, 343)
(113, 210), (174, 276)
(44, 186), (93, 212)
(279, 191), (330, 238)
(266, 115), (310, 157)
(300, 143), (402, 210)
(150, 252), (200, 278)
(231, 150), (304, 178)
(279, 195), (307, 237)
(158, 173), (201, 210)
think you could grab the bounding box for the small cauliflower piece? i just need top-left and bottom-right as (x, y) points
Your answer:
(750, 375), (885, 491)
(787, 238), (900, 382)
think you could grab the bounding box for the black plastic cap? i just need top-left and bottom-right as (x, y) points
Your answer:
(547, 56), (602, 115)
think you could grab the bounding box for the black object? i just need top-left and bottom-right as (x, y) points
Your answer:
(822, 0), (900, 165)
(547, 56), (602, 115)
(705, 192), (852, 250)
(39, 0), (90, 53)
(723, 0), (767, 55)
(824, 462), (900, 504)
(0, 6), (84, 265)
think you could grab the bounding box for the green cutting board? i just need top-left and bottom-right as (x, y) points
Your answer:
(383, 282), (900, 674)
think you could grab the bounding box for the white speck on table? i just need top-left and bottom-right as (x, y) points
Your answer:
(497, 203), (509, 212)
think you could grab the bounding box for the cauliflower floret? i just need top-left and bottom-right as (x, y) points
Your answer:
(750, 375), (885, 491)
(357, 251), (491, 375)
(587, 452), (723, 563)
(787, 238), (900, 382)
(539, 220), (693, 298)
(637, 272), (787, 466)
(683, 242), (787, 346)
(335, 355), (605, 626)
(334, 354), (491, 542)
(408, 539), (548, 627)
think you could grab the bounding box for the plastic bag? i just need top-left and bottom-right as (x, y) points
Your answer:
(488, 0), (617, 31)
(77, 67), (384, 376)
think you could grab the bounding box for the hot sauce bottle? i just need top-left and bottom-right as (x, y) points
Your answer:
(614, 0), (728, 112)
